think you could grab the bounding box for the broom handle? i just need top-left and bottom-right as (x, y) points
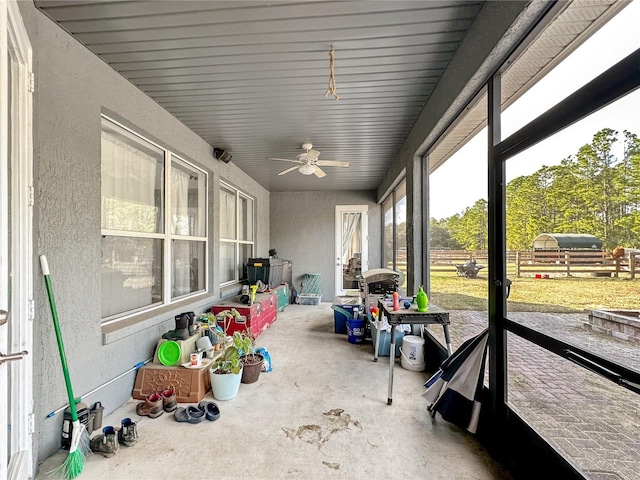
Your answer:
(40, 255), (79, 423)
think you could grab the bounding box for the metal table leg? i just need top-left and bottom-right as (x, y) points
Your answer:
(387, 325), (396, 405)
(443, 324), (453, 356)
(373, 316), (380, 362)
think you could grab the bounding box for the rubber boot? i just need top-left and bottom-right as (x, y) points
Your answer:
(162, 314), (189, 341)
(185, 312), (196, 336)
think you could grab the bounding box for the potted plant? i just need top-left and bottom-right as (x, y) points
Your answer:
(209, 331), (247, 400)
(198, 313), (224, 351)
(238, 329), (264, 384)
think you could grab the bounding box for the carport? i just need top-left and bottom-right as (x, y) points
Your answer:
(533, 233), (603, 251)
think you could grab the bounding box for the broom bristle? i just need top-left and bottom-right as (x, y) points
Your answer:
(48, 422), (90, 479)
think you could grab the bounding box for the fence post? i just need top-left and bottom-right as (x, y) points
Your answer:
(565, 252), (570, 277)
(614, 256), (619, 278)
(630, 252), (636, 280)
(516, 251), (521, 277)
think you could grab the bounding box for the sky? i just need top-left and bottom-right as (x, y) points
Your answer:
(429, 1), (640, 220)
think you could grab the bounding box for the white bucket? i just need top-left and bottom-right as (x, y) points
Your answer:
(400, 335), (425, 371)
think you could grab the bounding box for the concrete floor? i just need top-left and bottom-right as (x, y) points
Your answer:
(38, 303), (511, 480)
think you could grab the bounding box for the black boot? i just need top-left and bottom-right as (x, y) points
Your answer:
(185, 312), (196, 336)
(162, 314), (189, 341)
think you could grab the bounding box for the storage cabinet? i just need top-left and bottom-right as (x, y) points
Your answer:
(211, 291), (277, 338)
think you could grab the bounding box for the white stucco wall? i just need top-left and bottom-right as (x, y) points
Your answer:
(270, 190), (381, 301)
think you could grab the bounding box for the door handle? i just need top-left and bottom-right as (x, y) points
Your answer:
(0, 309), (7, 326)
(0, 350), (28, 365)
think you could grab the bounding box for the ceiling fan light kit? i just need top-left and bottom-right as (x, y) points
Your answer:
(298, 164), (316, 175)
(267, 143), (350, 179)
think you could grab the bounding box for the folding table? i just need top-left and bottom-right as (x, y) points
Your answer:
(378, 299), (452, 405)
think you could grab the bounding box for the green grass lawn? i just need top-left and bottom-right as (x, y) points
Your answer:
(429, 271), (640, 313)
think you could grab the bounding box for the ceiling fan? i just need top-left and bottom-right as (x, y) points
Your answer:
(267, 143), (350, 178)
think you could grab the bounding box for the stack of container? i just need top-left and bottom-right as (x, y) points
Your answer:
(299, 273), (322, 305)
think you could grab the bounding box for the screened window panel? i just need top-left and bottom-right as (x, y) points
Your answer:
(383, 196), (394, 269)
(101, 118), (164, 233)
(220, 241), (236, 284)
(101, 236), (163, 318)
(239, 194), (254, 241)
(395, 179), (407, 276)
(171, 239), (205, 298)
(220, 185), (236, 239)
(171, 157), (205, 237)
(239, 243), (253, 281)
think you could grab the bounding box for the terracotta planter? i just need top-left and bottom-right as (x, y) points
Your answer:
(240, 354), (264, 384)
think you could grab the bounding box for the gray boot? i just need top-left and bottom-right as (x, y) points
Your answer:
(162, 314), (189, 341)
(118, 417), (138, 447)
(90, 426), (120, 457)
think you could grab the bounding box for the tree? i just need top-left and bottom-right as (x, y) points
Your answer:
(448, 199), (488, 251)
(430, 218), (463, 249)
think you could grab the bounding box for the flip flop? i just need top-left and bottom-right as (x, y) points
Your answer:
(173, 406), (206, 424)
(197, 401), (221, 421)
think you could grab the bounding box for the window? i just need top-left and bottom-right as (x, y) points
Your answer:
(220, 181), (254, 285)
(101, 116), (207, 321)
(381, 178), (407, 293)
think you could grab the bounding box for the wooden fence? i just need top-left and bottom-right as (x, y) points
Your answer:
(429, 249), (639, 278)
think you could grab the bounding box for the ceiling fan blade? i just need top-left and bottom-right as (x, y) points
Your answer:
(314, 166), (327, 178)
(267, 157), (302, 164)
(278, 165), (299, 176)
(317, 160), (350, 167)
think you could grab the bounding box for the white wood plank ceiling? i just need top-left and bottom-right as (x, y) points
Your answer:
(35, 1), (624, 193)
(35, 0), (485, 191)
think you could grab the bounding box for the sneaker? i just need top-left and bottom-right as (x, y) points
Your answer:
(90, 426), (119, 457)
(118, 417), (138, 447)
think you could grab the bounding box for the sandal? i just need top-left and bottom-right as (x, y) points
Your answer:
(197, 401), (221, 421)
(173, 406), (205, 424)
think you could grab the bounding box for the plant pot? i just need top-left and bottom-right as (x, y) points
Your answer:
(240, 354), (264, 384)
(209, 366), (243, 400)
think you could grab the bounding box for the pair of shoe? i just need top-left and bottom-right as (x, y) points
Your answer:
(173, 401), (220, 423)
(136, 386), (177, 418)
(162, 312), (196, 341)
(90, 418), (138, 457)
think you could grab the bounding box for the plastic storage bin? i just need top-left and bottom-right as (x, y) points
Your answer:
(332, 297), (361, 334)
(299, 293), (322, 305)
(247, 258), (284, 288)
(368, 318), (404, 357)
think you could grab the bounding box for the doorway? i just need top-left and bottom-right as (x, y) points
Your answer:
(335, 205), (368, 296)
(1, 0), (33, 477)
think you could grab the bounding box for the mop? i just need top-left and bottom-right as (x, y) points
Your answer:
(40, 255), (90, 479)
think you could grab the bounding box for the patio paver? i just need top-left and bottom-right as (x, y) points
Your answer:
(426, 310), (640, 480)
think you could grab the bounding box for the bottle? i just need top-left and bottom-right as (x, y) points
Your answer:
(392, 292), (400, 311)
(416, 286), (428, 312)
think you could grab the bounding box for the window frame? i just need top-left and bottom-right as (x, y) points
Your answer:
(100, 115), (208, 324)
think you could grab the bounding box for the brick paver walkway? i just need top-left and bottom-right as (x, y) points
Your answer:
(427, 311), (640, 480)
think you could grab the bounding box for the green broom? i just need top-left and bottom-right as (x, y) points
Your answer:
(40, 255), (90, 479)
